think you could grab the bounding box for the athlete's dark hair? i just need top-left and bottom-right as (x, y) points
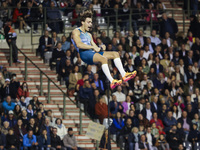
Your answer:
(80, 10), (93, 22)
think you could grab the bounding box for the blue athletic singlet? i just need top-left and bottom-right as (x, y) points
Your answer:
(71, 28), (104, 65)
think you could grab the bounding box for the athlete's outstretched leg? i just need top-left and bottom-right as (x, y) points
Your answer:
(103, 51), (137, 82)
(93, 53), (122, 89)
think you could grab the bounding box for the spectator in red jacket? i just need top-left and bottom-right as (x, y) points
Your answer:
(12, 2), (30, 33)
(17, 82), (30, 100)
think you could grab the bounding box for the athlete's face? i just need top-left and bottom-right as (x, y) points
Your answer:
(83, 18), (92, 31)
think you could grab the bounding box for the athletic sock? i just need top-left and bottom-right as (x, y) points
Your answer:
(101, 64), (113, 83)
(113, 58), (126, 77)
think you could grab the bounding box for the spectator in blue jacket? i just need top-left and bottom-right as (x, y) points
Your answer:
(110, 94), (124, 116)
(163, 111), (177, 132)
(37, 129), (51, 150)
(79, 80), (93, 114)
(23, 130), (38, 150)
(2, 96), (15, 113)
(110, 112), (125, 135)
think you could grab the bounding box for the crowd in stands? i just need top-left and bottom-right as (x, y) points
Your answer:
(0, 69), (80, 149)
(1, 0), (200, 150)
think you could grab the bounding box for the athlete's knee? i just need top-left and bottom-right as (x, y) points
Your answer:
(100, 56), (108, 64)
(113, 52), (120, 58)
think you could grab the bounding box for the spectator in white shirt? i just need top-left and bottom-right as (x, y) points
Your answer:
(113, 86), (126, 102)
(143, 45), (152, 60)
(150, 30), (161, 45)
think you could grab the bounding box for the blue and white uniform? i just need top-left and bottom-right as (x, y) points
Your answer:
(71, 28), (104, 65)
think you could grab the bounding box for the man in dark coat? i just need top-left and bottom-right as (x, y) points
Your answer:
(159, 13), (178, 39)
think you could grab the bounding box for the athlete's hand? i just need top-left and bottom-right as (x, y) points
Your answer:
(93, 46), (100, 52)
(100, 45), (106, 51)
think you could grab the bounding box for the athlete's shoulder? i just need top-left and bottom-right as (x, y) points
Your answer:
(72, 28), (80, 37)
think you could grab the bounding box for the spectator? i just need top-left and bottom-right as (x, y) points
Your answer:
(51, 31), (61, 49)
(68, 65), (82, 90)
(46, 110), (56, 127)
(99, 129), (111, 150)
(5, 110), (17, 128)
(150, 30), (161, 46)
(125, 110), (139, 127)
(145, 127), (157, 149)
(151, 123), (159, 139)
(100, 31), (111, 46)
(188, 123), (199, 146)
(61, 35), (70, 52)
(110, 112), (125, 135)
(153, 72), (165, 92)
(26, 118), (39, 136)
(1, 121), (10, 135)
(122, 95), (133, 114)
(63, 127), (80, 150)
(150, 112), (164, 130)
(109, 94), (124, 116)
(3, 19), (20, 63)
(47, 1), (62, 33)
(134, 49), (144, 67)
(13, 104), (22, 119)
(188, 15), (200, 38)
(23, 130), (38, 150)
(138, 113), (150, 129)
(128, 127), (140, 150)
(21, 109), (29, 128)
(112, 86), (126, 102)
(35, 112), (44, 128)
(29, 95), (41, 111)
(141, 102), (153, 121)
(192, 113), (200, 130)
(5, 128), (18, 150)
(166, 125), (182, 150)
(40, 118), (51, 137)
(155, 134), (170, 150)
(54, 118), (67, 140)
(37, 129), (51, 150)
(118, 118), (132, 149)
(38, 30), (52, 59)
(51, 42), (65, 74)
(95, 97), (111, 124)
(135, 134), (153, 150)
(163, 111), (177, 132)
(27, 104), (35, 119)
(79, 80), (93, 114)
(2, 96), (15, 112)
(17, 82), (30, 101)
(159, 13), (178, 39)
(92, 73), (104, 95)
(0, 126), (6, 150)
(50, 128), (63, 150)
(14, 119), (27, 149)
(177, 111), (192, 136)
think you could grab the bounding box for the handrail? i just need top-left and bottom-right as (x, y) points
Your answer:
(15, 47), (75, 119)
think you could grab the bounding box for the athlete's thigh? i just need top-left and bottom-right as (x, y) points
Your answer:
(103, 51), (119, 59)
(93, 53), (107, 64)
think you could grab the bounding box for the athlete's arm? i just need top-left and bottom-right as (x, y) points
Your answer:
(89, 33), (106, 51)
(72, 29), (96, 50)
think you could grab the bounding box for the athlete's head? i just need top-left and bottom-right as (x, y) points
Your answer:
(80, 10), (93, 31)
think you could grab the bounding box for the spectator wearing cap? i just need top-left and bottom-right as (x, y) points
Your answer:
(2, 96), (16, 113)
(5, 128), (18, 150)
(37, 129), (51, 150)
(0, 126), (6, 150)
(1, 121), (10, 135)
(1, 79), (16, 100)
(23, 130), (38, 150)
(29, 95), (41, 111)
(54, 118), (67, 140)
(63, 127), (81, 150)
(50, 128), (63, 150)
(4, 110), (17, 128)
